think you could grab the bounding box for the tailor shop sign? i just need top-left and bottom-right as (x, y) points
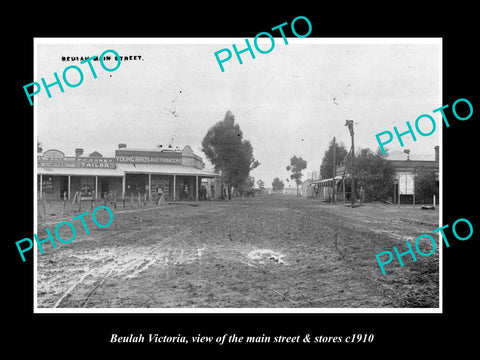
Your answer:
(76, 157), (116, 168)
(38, 149), (116, 169)
(115, 150), (182, 165)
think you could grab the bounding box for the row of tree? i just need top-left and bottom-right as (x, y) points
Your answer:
(201, 111), (310, 197)
(200, 111), (437, 203)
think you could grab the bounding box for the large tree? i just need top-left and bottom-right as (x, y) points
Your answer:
(320, 139), (348, 179)
(202, 111), (260, 198)
(272, 177), (284, 191)
(286, 155), (307, 196)
(348, 148), (395, 202)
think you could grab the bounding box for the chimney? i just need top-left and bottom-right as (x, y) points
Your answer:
(75, 148), (84, 157)
(118, 143), (127, 149)
(434, 146), (439, 162)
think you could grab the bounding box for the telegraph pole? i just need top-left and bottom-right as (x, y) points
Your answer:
(345, 120), (355, 206)
(332, 137), (336, 204)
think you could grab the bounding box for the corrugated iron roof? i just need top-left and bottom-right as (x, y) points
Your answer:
(308, 175), (344, 184)
(37, 167), (124, 177)
(37, 165), (218, 177)
(116, 164), (218, 177)
(386, 150), (436, 161)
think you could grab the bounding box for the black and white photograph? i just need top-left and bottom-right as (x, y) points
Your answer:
(34, 38), (441, 311)
(6, 7), (478, 355)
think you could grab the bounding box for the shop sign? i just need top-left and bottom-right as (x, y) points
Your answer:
(76, 157), (116, 169)
(115, 150), (182, 165)
(38, 149), (116, 169)
(38, 149), (76, 167)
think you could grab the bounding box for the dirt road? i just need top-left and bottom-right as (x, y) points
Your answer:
(36, 196), (439, 309)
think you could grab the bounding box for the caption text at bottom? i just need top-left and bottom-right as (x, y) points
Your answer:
(110, 333), (374, 345)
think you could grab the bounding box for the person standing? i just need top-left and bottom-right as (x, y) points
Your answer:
(157, 187), (164, 205)
(359, 186), (365, 204)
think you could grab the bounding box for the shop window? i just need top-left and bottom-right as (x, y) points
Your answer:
(41, 176), (54, 193)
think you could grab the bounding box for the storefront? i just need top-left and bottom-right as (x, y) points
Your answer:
(302, 147), (439, 204)
(37, 145), (218, 201)
(306, 176), (345, 202)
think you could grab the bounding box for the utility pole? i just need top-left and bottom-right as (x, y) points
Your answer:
(345, 120), (355, 206)
(332, 137), (336, 204)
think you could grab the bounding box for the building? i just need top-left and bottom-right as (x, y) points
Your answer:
(387, 146), (439, 204)
(301, 179), (314, 197)
(37, 144), (218, 201)
(307, 176), (344, 202)
(302, 146), (439, 204)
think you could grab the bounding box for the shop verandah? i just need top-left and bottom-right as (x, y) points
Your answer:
(122, 173), (214, 202)
(37, 168), (124, 201)
(117, 163), (217, 202)
(37, 167), (217, 202)
(305, 176), (352, 203)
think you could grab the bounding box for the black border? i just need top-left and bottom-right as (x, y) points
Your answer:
(6, 5), (478, 355)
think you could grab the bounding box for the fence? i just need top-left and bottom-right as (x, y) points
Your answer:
(36, 190), (185, 219)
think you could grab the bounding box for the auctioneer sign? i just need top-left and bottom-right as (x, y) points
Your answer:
(115, 149), (182, 165)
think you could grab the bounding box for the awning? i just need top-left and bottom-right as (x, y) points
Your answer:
(37, 164), (219, 178)
(116, 164), (218, 177)
(37, 166), (124, 177)
(310, 175), (343, 185)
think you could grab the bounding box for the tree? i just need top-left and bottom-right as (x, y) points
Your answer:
(256, 179), (265, 190)
(272, 177), (284, 191)
(348, 148), (395, 202)
(245, 176), (255, 189)
(286, 156), (307, 196)
(37, 141), (43, 154)
(202, 111), (260, 198)
(320, 139), (348, 179)
(414, 166), (438, 203)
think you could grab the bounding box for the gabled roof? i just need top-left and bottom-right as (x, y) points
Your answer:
(386, 150), (436, 161)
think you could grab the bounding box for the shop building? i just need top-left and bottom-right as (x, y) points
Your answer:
(37, 144), (218, 201)
(388, 146), (439, 204)
(303, 146), (439, 204)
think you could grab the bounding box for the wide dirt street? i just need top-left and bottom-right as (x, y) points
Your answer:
(36, 195), (439, 309)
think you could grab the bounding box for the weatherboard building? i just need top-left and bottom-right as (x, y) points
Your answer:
(37, 144), (218, 201)
(303, 146), (439, 204)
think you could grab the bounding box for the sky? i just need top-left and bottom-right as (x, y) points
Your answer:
(36, 38), (441, 188)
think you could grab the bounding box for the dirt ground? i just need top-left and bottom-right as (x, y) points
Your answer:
(36, 195), (440, 309)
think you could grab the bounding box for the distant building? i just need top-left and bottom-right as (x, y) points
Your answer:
(301, 179), (314, 197)
(302, 146), (439, 204)
(283, 187), (298, 196)
(306, 171), (320, 181)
